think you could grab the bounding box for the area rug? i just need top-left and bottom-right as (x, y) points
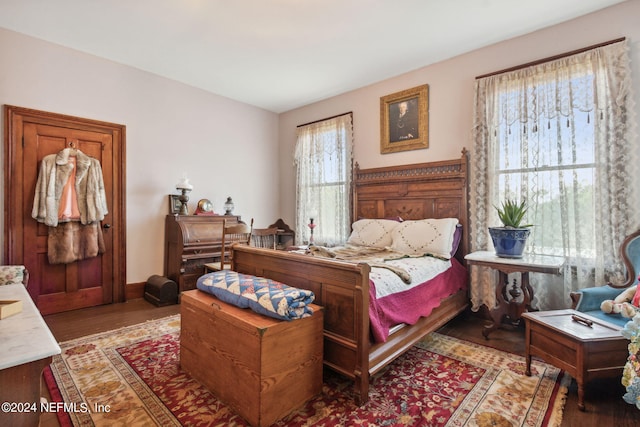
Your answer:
(44, 315), (568, 426)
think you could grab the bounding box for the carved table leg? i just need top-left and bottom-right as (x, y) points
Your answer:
(521, 271), (535, 312)
(484, 271), (535, 339)
(483, 271), (510, 339)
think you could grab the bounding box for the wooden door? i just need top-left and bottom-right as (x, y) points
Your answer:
(4, 106), (126, 315)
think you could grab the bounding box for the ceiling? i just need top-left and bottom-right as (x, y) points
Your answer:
(0, 0), (626, 113)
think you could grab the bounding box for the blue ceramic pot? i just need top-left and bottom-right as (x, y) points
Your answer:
(488, 227), (531, 258)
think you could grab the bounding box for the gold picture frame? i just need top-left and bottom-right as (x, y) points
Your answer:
(380, 84), (429, 154)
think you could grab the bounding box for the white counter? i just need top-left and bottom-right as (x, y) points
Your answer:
(0, 283), (61, 370)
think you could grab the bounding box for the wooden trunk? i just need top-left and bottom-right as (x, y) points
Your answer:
(523, 309), (629, 411)
(180, 289), (323, 427)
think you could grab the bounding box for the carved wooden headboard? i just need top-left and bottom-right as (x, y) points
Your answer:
(352, 150), (469, 262)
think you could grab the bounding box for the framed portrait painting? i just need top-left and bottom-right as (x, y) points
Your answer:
(380, 84), (429, 154)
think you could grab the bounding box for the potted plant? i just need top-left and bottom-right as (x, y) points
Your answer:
(489, 199), (532, 258)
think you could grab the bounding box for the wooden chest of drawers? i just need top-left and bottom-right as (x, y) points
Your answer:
(180, 289), (323, 427)
(164, 214), (241, 292)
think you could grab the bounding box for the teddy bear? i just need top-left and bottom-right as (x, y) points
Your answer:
(601, 283), (640, 318)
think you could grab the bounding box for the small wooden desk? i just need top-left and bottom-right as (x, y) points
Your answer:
(522, 309), (628, 411)
(465, 251), (564, 338)
(0, 283), (61, 426)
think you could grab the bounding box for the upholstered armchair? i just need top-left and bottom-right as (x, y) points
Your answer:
(0, 265), (29, 287)
(570, 230), (640, 328)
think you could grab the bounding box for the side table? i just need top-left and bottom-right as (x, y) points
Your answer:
(522, 309), (628, 411)
(465, 251), (564, 338)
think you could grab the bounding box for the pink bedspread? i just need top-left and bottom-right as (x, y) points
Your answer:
(368, 257), (468, 343)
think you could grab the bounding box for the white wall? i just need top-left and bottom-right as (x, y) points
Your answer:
(0, 28), (280, 285)
(278, 1), (640, 228)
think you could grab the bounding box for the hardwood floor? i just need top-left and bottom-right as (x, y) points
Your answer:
(40, 299), (639, 426)
(44, 298), (181, 342)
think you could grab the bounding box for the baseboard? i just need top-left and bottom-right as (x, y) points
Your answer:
(125, 282), (146, 300)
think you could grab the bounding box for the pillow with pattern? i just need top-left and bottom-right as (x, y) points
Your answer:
(0, 266), (25, 286)
(390, 218), (459, 259)
(347, 219), (400, 248)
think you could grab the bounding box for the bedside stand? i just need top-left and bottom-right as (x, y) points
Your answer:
(465, 251), (564, 338)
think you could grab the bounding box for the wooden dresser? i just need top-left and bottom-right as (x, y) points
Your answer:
(164, 214), (241, 292)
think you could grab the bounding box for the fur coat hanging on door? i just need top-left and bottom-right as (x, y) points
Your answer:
(32, 148), (108, 226)
(32, 148), (108, 264)
(47, 222), (106, 264)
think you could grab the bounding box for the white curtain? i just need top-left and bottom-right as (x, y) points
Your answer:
(294, 113), (353, 246)
(469, 40), (638, 311)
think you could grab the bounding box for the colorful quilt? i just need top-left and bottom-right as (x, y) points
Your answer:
(196, 271), (315, 321)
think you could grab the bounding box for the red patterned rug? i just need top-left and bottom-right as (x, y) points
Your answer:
(44, 315), (568, 426)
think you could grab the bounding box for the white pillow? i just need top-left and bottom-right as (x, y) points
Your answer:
(390, 218), (459, 259)
(347, 219), (400, 248)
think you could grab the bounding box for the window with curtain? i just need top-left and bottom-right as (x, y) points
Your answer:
(469, 40), (637, 311)
(294, 113), (353, 246)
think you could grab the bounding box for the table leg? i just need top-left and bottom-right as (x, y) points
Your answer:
(484, 270), (537, 339)
(524, 319), (532, 376)
(483, 272), (509, 339)
(483, 307), (507, 338)
(521, 271), (535, 311)
(577, 382), (586, 411)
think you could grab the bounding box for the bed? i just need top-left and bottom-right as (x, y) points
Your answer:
(229, 151), (470, 405)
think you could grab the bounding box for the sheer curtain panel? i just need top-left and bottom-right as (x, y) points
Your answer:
(294, 113), (353, 246)
(469, 40), (638, 312)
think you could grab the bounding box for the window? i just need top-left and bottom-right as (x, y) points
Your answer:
(470, 40), (637, 311)
(495, 73), (597, 258)
(294, 113), (353, 246)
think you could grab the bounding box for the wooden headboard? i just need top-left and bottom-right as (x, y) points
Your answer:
(352, 149), (469, 262)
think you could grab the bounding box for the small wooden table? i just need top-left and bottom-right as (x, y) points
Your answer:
(522, 309), (628, 411)
(465, 251), (564, 338)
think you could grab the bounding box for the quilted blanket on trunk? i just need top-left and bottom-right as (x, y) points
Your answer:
(196, 271), (316, 320)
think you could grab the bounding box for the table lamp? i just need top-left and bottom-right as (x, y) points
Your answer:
(176, 174), (193, 215)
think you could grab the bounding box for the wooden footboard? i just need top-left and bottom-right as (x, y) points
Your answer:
(231, 245), (468, 405)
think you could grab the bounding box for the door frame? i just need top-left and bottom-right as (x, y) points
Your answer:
(3, 105), (127, 303)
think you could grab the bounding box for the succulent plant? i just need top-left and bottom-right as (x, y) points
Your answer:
(495, 199), (532, 228)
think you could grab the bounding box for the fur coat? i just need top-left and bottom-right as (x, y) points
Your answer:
(32, 148), (108, 226)
(47, 222), (106, 265)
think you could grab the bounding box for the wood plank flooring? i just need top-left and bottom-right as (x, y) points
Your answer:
(40, 299), (640, 426)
